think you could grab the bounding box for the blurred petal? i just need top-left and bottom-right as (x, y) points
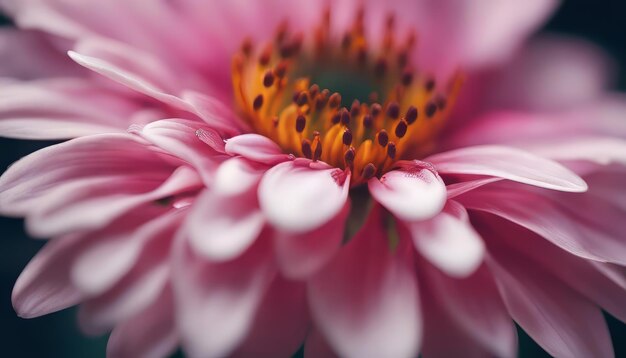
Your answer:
(225, 134), (293, 165)
(308, 206), (421, 358)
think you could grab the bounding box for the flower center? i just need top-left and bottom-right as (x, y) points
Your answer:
(232, 8), (463, 186)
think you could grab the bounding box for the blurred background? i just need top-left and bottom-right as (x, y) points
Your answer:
(1, 1), (625, 357)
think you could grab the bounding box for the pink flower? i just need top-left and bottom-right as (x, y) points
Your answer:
(1, 1), (625, 357)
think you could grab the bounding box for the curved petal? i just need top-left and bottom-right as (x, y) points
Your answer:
(304, 328), (339, 358)
(422, 262), (517, 358)
(131, 119), (227, 186)
(459, 183), (626, 265)
(232, 277), (309, 358)
(106, 286), (177, 358)
(187, 189), (265, 262)
(12, 234), (84, 318)
(428, 145), (587, 192)
(259, 161), (350, 233)
(274, 202), (350, 279)
(173, 232), (276, 358)
(487, 250), (614, 358)
(225, 134), (293, 165)
(308, 206), (421, 358)
(407, 201), (485, 278)
(368, 161), (446, 222)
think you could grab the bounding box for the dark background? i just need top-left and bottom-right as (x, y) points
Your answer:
(1, 1), (625, 357)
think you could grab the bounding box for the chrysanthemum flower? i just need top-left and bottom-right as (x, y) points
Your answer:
(1, 0), (625, 357)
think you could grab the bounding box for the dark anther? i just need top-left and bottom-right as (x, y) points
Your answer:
(435, 96), (447, 110)
(395, 120), (408, 138)
(313, 141), (322, 161)
(362, 163), (377, 179)
(263, 71), (275, 87)
(344, 147), (356, 165)
(405, 106), (418, 124)
(331, 113), (341, 124)
(425, 78), (436, 92)
(387, 142), (397, 159)
(425, 101), (437, 118)
(295, 115), (306, 132)
(374, 58), (387, 77)
(351, 100), (361, 117)
(377, 130), (389, 147)
(274, 61), (288, 78)
(386, 102), (400, 119)
(301, 139), (313, 159)
(342, 129), (353, 145)
(253, 95), (264, 110)
(328, 93), (342, 108)
(309, 84), (320, 97)
(363, 114), (373, 128)
(371, 103), (382, 117)
(296, 92), (309, 106)
(340, 108), (351, 125)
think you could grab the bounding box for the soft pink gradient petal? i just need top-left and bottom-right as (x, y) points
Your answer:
(173, 233), (276, 358)
(187, 190), (264, 262)
(368, 161), (446, 222)
(0, 28), (82, 79)
(420, 279), (493, 358)
(70, 209), (183, 297)
(422, 262), (517, 358)
(308, 206), (421, 358)
(259, 161), (350, 233)
(25, 165), (200, 238)
(274, 203), (350, 279)
(232, 277), (309, 358)
(428, 145), (588, 192)
(485, 217), (626, 323)
(12, 234), (84, 318)
(0, 79), (157, 139)
(487, 251), (614, 358)
(131, 119), (227, 186)
(486, 35), (615, 111)
(459, 183), (626, 265)
(106, 286), (178, 358)
(407, 201), (485, 278)
(225, 134), (293, 165)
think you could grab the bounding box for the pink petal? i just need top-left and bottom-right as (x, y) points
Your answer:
(420, 279), (495, 358)
(259, 161), (350, 233)
(428, 145), (588, 192)
(70, 209), (183, 296)
(487, 35), (615, 111)
(225, 134), (293, 165)
(68, 50), (188, 110)
(25, 165), (201, 238)
(526, 136), (626, 166)
(0, 133), (176, 217)
(422, 262), (517, 358)
(274, 203), (350, 279)
(308, 206), (421, 358)
(232, 277), (309, 358)
(107, 286), (177, 358)
(407, 201), (485, 278)
(132, 119), (227, 186)
(0, 78), (151, 139)
(12, 234), (84, 318)
(482, 216), (626, 323)
(182, 91), (245, 135)
(212, 157), (265, 197)
(446, 177), (501, 199)
(173, 233), (276, 358)
(459, 183), (626, 265)
(368, 161), (446, 222)
(187, 189), (264, 262)
(0, 28), (83, 79)
(415, 0), (558, 71)
(487, 250), (613, 357)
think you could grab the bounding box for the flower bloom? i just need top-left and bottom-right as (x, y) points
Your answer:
(1, 0), (626, 357)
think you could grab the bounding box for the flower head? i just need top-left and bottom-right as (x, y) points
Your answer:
(1, 1), (625, 357)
